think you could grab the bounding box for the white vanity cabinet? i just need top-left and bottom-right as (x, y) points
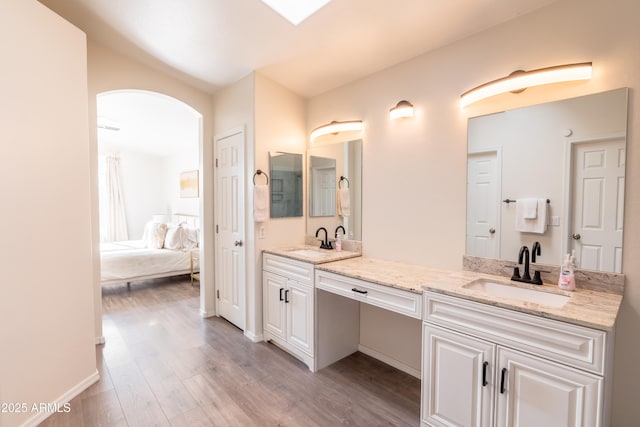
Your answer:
(263, 253), (314, 370)
(421, 291), (612, 427)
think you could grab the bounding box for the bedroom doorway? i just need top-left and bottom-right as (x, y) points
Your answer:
(96, 89), (205, 306)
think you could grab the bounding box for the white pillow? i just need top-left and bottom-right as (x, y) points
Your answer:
(182, 225), (199, 250)
(143, 222), (168, 249)
(164, 224), (186, 250)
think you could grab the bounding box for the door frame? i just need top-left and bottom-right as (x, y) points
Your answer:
(214, 126), (247, 328)
(562, 131), (626, 262)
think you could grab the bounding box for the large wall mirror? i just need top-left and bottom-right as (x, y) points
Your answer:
(466, 88), (628, 273)
(269, 152), (303, 218)
(307, 139), (362, 240)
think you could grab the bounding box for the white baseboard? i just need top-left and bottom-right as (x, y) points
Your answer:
(358, 344), (421, 379)
(22, 369), (100, 427)
(244, 330), (264, 342)
(95, 336), (105, 345)
(200, 309), (216, 318)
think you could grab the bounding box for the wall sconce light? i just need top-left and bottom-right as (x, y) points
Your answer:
(389, 100), (414, 120)
(460, 62), (592, 107)
(310, 120), (363, 141)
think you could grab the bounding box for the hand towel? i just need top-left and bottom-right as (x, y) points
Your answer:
(520, 198), (538, 219)
(254, 184), (268, 223)
(515, 198), (548, 234)
(337, 187), (350, 217)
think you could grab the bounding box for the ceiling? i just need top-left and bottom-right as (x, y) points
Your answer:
(38, 0), (559, 98)
(97, 91), (200, 156)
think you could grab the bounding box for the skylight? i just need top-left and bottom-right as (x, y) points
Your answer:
(261, 0), (331, 25)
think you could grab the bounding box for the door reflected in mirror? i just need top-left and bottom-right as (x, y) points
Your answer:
(307, 139), (362, 241)
(269, 152), (303, 218)
(466, 88), (628, 273)
(309, 156), (336, 216)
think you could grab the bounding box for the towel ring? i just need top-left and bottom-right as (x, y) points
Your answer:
(503, 198), (550, 204)
(339, 176), (349, 189)
(253, 169), (269, 185)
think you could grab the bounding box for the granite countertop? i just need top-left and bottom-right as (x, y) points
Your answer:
(315, 257), (452, 294)
(316, 256), (622, 331)
(422, 270), (622, 331)
(263, 245), (361, 265)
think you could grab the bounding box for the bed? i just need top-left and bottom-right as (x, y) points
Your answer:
(100, 214), (200, 286)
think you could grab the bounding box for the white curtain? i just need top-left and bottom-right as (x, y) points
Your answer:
(102, 154), (128, 242)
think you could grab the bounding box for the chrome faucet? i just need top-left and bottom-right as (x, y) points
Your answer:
(335, 225), (346, 238)
(315, 227), (332, 250)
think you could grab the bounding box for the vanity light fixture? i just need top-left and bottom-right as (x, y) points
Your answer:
(460, 62), (593, 107)
(389, 100), (414, 120)
(310, 120), (363, 142)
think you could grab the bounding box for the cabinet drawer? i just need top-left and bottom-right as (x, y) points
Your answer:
(423, 291), (607, 375)
(316, 270), (421, 319)
(263, 253), (314, 285)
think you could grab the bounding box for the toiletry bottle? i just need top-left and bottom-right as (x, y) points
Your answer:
(558, 253), (576, 291)
(335, 234), (342, 252)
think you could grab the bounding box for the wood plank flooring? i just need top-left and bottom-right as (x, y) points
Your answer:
(40, 276), (420, 426)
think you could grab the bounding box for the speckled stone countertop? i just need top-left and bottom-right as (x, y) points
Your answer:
(315, 257), (452, 294)
(315, 256), (622, 331)
(263, 245), (361, 265)
(422, 270), (622, 331)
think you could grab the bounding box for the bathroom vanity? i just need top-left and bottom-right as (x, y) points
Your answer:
(261, 247), (622, 427)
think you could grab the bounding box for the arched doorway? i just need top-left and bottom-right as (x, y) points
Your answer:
(96, 89), (206, 313)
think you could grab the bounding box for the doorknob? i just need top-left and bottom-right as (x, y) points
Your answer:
(572, 233), (581, 240)
(234, 240), (243, 247)
(489, 228), (496, 234)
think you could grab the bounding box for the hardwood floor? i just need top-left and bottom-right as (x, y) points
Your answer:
(40, 276), (421, 426)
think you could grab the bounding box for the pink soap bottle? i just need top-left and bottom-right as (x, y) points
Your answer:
(558, 252), (576, 291)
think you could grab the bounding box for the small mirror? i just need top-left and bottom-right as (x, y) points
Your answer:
(307, 139), (362, 241)
(309, 155), (337, 216)
(269, 152), (303, 218)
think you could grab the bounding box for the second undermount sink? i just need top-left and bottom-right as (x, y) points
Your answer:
(288, 248), (328, 258)
(463, 279), (570, 308)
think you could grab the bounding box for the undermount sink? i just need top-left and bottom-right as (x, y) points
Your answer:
(288, 248), (328, 258)
(463, 279), (570, 308)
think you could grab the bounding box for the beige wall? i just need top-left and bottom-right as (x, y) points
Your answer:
(87, 40), (216, 329)
(307, 0), (640, 422)
(212, 72), (306, 338)
(0, 1), (97, 426)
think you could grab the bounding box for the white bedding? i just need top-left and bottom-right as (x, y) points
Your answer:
(100, 239), (199, 285)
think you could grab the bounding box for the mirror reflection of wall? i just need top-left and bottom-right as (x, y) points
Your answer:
(307, 139), (362, 241)
(269, 152), (303, 218)
(466, 88), (628, 273)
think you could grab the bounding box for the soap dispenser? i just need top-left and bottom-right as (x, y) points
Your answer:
(558, 252), (576, 291)
(335, 234), (342, 252)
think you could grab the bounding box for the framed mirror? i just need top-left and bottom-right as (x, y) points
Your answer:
(269, 152), (303, 218)
(307, 139), (362, 240)
(466, 88), (628, 273)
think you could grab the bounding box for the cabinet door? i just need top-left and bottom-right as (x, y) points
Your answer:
(496, 347), (603, 427)
(286, 280), (314, 356)
(263, 271), (286, 339)
(422, 323), (495, 427)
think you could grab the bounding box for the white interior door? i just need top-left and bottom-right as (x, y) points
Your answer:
(467, 151), (501, 258)
(570, 138), (625, 272)
(215, 129), (245, 330)
(311, 167), (336, 216)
